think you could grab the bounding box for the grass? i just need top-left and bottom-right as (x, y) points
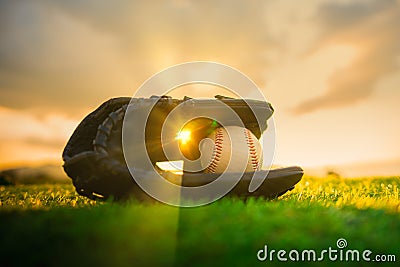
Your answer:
(0, 176), (399, 267)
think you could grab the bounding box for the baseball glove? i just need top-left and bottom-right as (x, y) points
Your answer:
(62, 95), (303, 201)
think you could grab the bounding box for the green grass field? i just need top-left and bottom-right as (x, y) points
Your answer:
(1, 176), (399, 267)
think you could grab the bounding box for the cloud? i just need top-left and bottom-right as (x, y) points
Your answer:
(317, 0), (395, 31)
(0, 0), (277, 115)
(0, 106), (79, 165)
(1, 0), (398, 116)
(0, 1), (131, 115)
(0, 107), (77, 143)
(292, 0), (400, 114)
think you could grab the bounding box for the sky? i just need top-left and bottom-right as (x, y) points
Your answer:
(0, 0), (399, 176)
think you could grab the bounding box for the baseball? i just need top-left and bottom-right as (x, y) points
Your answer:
(199, 126), (263, 173)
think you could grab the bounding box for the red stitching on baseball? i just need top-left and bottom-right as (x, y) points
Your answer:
(244, 128), (260, 171)
(206, 128), (224, 173)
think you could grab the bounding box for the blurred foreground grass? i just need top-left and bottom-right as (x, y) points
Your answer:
(0, 176), (399, 267)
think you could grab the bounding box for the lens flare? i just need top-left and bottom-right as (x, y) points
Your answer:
(176, 130), (191, 145)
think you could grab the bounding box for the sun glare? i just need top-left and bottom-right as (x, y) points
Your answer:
(175, 130), (191, 145)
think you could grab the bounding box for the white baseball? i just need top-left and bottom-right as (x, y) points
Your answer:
(199, 126), (263, 173)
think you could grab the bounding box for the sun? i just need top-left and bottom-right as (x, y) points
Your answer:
(175, 129), (191, 145)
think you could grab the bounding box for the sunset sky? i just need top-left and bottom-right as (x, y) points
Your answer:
(0, 0), (399, 176)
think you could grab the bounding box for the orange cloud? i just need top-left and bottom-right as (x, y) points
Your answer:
(293, 0), (400, 114)
(0, 106), (78, 167)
